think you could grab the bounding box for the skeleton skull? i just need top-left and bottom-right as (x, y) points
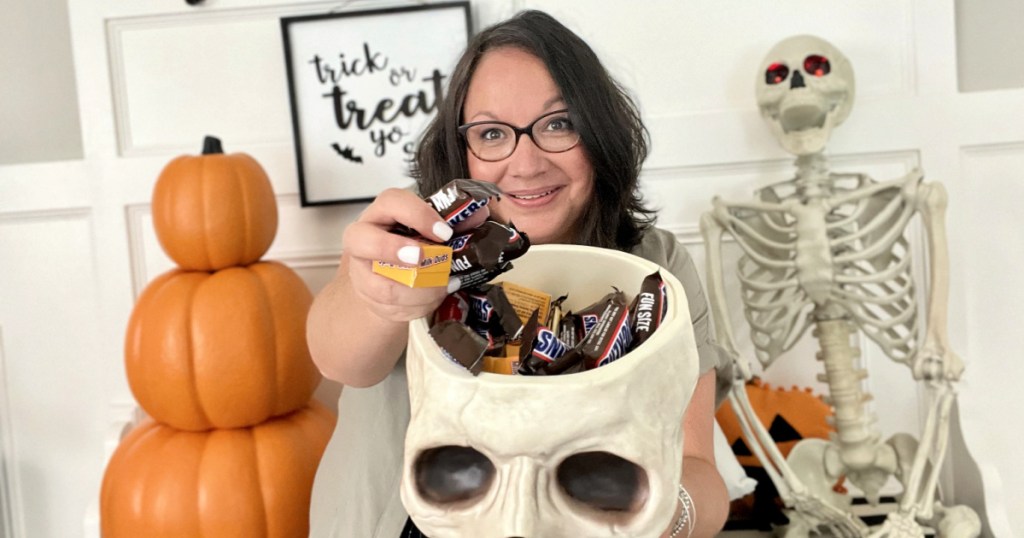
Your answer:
(401, 245), (701, 537)
(756, 34), (855, 155)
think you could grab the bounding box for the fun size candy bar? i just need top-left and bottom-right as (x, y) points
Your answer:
(628, 271), (667, 350)
(517, 310), (571, 375)
(429, 319), (488, 376)
(579, 290), (633, 370)
(425, 178), (502, 230)
(448, 221), (530, 291)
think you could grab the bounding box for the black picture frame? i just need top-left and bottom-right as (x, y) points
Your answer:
(281, 2), (471, 206)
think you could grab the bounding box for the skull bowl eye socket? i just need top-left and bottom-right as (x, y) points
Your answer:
(414, 446), (496, 505)
(765, 62), (789, 85)
(556, 451), (648, 513)
(803, 54), (831, 77)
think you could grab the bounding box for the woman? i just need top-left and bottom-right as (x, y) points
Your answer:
(307, 10), (730, 537)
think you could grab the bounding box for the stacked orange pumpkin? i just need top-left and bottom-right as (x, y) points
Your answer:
(100, 137), (335, 537)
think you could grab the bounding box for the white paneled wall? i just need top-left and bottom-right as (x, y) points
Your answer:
(0, 1), (1019, 536)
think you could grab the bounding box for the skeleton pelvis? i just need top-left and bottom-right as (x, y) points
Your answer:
(401, 245), (702, 538)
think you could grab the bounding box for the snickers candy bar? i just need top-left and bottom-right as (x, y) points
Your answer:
(629, 271), (667, 350)
(448, 221), (530, 291)
(565, 292), (608, 344)
(429, 320), (487, 376)
(425, 178), (502, 231)
(465, 285), (521, 352)
(580, 290), (633, 370)
(463, 288), (500, 353)
(517, 310), (571, 375)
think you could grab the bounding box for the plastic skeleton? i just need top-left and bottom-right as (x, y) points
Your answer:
(700, 35), (981, 537)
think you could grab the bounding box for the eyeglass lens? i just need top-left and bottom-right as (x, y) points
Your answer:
(461, 110), (579, 161)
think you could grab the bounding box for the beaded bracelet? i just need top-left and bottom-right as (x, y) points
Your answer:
(669, 484), (696, 538)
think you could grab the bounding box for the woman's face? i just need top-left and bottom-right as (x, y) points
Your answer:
(463, 47), (594, 245)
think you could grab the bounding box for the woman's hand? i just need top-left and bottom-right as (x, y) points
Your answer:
(341, 187), (455, 322)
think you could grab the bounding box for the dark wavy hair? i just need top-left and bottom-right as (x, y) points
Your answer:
(412, 9), (655, 251)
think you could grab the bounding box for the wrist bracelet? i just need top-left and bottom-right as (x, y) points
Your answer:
(669, 484), (695, 538)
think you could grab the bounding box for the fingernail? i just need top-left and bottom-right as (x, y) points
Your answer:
(433, 221), (454, 242)
(398, 246), (420, 265)
(447, 276), (461, 294)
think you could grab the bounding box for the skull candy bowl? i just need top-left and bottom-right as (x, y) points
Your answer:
(402, 245), (701, 537)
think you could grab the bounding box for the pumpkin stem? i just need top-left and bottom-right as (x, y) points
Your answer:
(202, 136), (224, 155)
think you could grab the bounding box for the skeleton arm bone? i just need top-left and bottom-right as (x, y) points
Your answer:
(912, 180), (964, 381)
(700, 209), (748, 380)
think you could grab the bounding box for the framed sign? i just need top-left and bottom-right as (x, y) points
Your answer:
(281, 2), (471, 206)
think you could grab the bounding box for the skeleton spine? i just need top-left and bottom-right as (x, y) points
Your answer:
(814, 319), (878, 468)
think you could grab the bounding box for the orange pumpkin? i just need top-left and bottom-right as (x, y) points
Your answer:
(125, 261), (320, 431)
(100, 402), (335, 538)
(716, 378), (833, 467)
(152, 136), (278, 272)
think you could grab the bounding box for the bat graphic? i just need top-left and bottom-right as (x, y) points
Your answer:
(332, 143), (364, 164)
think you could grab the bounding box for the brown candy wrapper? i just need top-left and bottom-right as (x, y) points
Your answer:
(448, 221), (530, 291)
(425, 178), (502, 231)
(517, 310), (571, 375)
(579, 290), (633, 370)
(429, 320), (487, 376)
(431, 264), (665, 377)
(628, 271), (667, 350)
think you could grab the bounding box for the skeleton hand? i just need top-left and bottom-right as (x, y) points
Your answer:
(867, 511), (926, 538)
(910, 342), (964, 382)
(789, 491), (869, 538)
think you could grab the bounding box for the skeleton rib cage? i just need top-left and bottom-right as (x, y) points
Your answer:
(713, 172), (923, 369)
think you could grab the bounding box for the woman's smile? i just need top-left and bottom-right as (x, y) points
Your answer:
(504, 185), (563, 205)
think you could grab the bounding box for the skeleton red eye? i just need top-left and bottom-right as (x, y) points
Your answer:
(765, 62), (789, 85)
(804, 55), (831, 77)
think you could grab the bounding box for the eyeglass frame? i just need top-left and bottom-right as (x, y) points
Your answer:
(457, 108), (582, 162)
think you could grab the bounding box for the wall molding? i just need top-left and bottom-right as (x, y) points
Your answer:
(644, 148), (920, 184)
(0, 327), (25, 538)
(269, 248), (342, 270)
(106, 0), (439, 157)
(0, 206), (91, 224)
(124, 202), (153, 300)
(960, 139), (1024, 157)
(126, 196), (344, 297)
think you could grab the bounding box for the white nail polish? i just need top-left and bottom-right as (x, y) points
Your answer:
(398, 246), (420, 265)
(433, 221), (454, 242)
(447, 276), (461, 294)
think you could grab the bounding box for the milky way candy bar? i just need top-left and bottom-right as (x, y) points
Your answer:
(425, 179), (502, 231)
(629, 271), (667, 350)
(429, 320), (487, 376)
(448, 221), (530, 291)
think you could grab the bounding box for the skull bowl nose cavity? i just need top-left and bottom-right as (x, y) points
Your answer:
(790, 70), (806, 89)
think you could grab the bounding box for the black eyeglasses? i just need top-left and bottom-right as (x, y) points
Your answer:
(458, 109), (581, 162)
